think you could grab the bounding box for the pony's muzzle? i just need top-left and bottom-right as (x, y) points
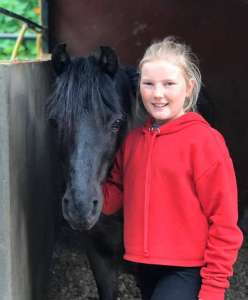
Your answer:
(62, 194), (101, 230)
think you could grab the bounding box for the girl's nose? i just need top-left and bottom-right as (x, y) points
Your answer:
(153, 84), (164, 98)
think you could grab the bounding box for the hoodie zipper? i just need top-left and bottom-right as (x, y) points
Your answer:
(144, 125), (159, 257)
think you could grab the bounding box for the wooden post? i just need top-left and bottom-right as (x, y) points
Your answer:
(10, 23), (28, 61)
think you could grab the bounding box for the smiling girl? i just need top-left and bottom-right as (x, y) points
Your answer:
(102, 37), (243, 300)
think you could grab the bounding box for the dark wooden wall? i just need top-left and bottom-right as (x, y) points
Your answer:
(49, 0), (248, 224)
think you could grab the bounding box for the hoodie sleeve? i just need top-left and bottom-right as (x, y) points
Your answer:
(195, 155), (243, 300)
(102, 147), (124, 215)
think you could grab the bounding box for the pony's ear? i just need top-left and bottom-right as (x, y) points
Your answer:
(196, 87), (216, 127)
(92, 46), (119, 77)
(124, 65), (139, 95)
(51, 43), (71, 76)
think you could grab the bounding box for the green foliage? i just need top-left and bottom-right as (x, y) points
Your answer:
(0, 0), (39, 60)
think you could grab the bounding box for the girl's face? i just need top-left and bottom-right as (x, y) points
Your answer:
(140, 59), (194, 124)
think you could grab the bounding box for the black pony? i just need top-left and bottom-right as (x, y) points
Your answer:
(47, 44), (137, 300)
(47, 44), (215, 300)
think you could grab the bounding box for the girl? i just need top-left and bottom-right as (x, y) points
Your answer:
(102, 37), (243, 300)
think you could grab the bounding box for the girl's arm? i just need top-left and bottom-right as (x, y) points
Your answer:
(195, 157), (243, 300)
(102, 147), (124, 215)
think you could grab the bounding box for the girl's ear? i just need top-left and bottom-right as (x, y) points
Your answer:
(51, 43), (71, 76)
(186, 78), (195, 98)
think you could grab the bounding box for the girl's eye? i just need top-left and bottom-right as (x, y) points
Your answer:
(165, 81), (175, 86)
(142, 81), (153, 86)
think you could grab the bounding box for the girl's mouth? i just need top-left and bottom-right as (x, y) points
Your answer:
(152, 103), (168, 109)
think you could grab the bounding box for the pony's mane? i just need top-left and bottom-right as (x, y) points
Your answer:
(47, 57), (125, 136)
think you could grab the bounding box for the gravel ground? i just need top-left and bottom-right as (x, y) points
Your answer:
(46, 228), (248, 300)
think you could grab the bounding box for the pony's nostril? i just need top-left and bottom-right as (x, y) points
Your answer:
(63, 198), (69, 206)
(92, 199), (99, 215)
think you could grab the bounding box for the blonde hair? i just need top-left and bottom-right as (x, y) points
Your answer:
(137, 36), (201, 113)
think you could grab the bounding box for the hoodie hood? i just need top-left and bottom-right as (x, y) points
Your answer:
(142, 112), (210, 135)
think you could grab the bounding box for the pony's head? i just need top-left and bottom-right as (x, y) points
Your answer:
(47, 44), (136, 230)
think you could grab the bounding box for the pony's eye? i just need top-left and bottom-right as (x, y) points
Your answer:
(49, 118), (58, 129)
(111, 119), (122, 133)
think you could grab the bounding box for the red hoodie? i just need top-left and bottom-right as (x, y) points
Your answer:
(102, 112), (243, 300)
